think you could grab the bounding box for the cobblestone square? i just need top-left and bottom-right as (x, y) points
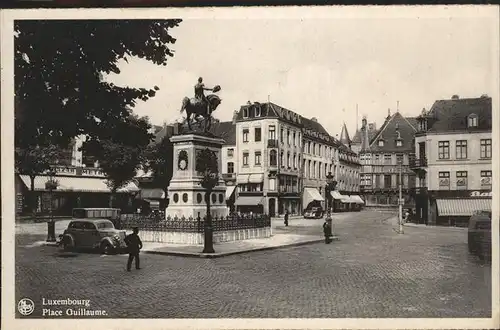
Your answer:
(15, 211), (492, 318)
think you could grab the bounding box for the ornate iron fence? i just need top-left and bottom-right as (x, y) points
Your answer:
(117, 213), (271, 233)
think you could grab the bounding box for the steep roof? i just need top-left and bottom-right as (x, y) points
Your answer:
(424, 96), (492, 133)
(369, 112), (417, 153)
(352, 126), (377, 145)
(339, 123), (351, 146)
(210, 121), (236, 145)
(302, 117), (329, 135)
(235, 102), (302, 126)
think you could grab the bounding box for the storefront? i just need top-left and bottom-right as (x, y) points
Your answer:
(302, 187), (324, 212)
(427, 190), (492, 227)
(16, 174), (140, 216)
(330, 190), (355, 212)
(234, 195), (265, 215)
(225, 185), (237, 212)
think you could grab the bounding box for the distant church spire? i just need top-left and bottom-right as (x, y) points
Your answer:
(340, 122), (352, 149)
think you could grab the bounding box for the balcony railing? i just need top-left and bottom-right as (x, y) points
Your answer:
(267, 139), (279, 148)
(222, 173), (236, 180)
(409, 154), (428, 168)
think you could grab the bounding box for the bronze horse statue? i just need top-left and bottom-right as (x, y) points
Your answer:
(180, 87), (222, 131)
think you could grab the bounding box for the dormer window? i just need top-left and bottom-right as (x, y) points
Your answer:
(395, 132), (403, 147)
(255, 106), (261, 117)
(468, 114), (478, 128)
(243, 108), (249, 118)
(378, 140), (384, 147)
(418, 118), (427, 132)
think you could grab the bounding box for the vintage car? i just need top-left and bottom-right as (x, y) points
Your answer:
(304, 207), (324, 219)
(468, 210), (492, 261)
(60, 219), (128, 254)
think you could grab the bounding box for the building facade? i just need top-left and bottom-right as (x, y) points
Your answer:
(232, 101), (362, 216)
(357, 110), (418, 208)
(234, 102), (303, 216)
(411, 95), (492, 226)
(15, 134), (139, 217)
(301, 117), (340, 213)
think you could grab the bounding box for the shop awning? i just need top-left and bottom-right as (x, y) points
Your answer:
(330, 190), (345, 200)
(236, 174), (250, 184)
(225, 185), (236, 200)
(340, 195), (353, 203)
(303, 187), (324, 209)
(19, 174), (139, 193)
(349, 195), (365, 204)
(249, 173), (264, 183)
(141, 188), (165, 199)
(437, 198), (491, 217)
(144, 199), (160, 209)
(234, 196), (265, 206)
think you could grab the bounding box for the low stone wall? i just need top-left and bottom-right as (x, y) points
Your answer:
(139, 227), (272, 245)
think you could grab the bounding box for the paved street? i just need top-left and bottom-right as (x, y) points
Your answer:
(15, 210), (492, 318)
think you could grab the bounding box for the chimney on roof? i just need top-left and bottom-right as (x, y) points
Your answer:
(387, 108), (391, 118)
(311, 117), (318, 123)
(232, 110), (238, 124)
(368, 123), (376, 131)
(452, 95), (459, 100)
(361, 115), (367, 128)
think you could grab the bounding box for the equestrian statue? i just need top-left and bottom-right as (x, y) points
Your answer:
(180, 77), (222, 132)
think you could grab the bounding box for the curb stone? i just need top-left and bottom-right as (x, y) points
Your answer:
(142, 236), (339, 258)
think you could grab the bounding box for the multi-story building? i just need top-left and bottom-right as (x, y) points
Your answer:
(410, 95), (492, 226)
(301, 117), (340, 213)
(357, 110), (418, 207)
(334, 123), (362, 210)
(213, 119), (237, 211)
(233, 101), (363, 216)
(15, 134), (140, 216)
(234, 101), (303, 216)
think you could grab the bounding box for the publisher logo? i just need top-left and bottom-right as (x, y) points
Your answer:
(18, 298), (35, 316)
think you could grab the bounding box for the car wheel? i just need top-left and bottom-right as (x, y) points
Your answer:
(100, 242), (114, 255)
(62, 238), (72, 251)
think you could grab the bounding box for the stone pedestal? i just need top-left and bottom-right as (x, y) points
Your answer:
(165, 133), (229, 220)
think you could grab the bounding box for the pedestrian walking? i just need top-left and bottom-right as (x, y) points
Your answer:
(323, 217), (333, 244)
(403, 209), (410, 224)
(124, 227), (143, 271)
(284, 210), (289, 227)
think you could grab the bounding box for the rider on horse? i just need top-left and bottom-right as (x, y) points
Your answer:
(194, 77), (214, 115)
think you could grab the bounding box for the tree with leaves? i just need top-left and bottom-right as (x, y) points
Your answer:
(15, 19), (182, 151)
(143, 134), (174, 207)
(15, 145), (62, 214)
(15, 20), (181, 213)
(195, 148), (220, 253)
(81, 114), (153, 208)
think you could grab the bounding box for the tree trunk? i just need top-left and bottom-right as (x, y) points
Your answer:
(202, 190), (214, 253)
(29, 175), (36, 216)
(109, 191), (115, 208)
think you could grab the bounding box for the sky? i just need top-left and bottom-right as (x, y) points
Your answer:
(105, 14), (496, 138)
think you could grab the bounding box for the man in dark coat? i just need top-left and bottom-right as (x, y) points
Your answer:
(284, 210), (289, 227)
(125, 227), (143, 271)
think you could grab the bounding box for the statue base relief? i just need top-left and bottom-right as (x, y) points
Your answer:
(165, 133), (229, 220)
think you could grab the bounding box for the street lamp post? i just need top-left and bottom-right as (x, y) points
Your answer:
(325, 172), (334, 214)
(398, 161), (404, 234)
(45, 170), (58, 242)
